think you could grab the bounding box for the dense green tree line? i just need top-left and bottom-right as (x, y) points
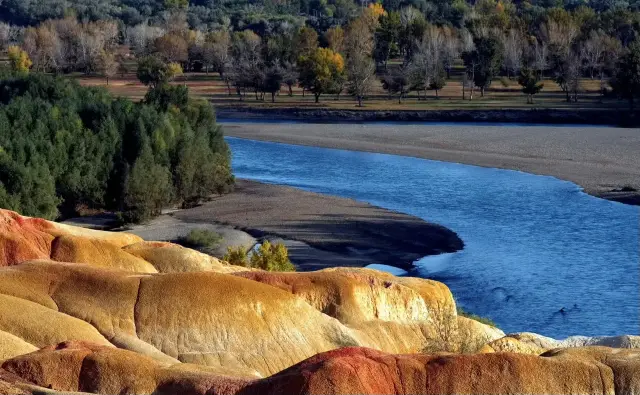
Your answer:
(0, 72), (234, 221)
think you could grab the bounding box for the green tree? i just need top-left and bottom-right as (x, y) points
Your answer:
(123, 143), (173, 223)
(136, 56), (174, 87)
(462, 36), (504, 97)
(611, 40), (640, 110)
(298, 47), (345, 103)
(518, 68), (544, 103)
(429, 67), (447, 98)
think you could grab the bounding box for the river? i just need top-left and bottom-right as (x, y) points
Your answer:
(225, 136), (639, 339)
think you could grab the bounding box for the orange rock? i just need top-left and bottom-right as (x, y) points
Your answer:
(242, 347), (625, 395)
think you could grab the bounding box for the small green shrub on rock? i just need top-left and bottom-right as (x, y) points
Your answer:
(223, 241), (295, 272)
(251, 241), (295, 272)
(178, 229), (223, 249)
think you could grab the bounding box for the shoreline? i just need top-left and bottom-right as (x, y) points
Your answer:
(64, 180), (464, 272)
(215, 106), (637, 127)
(220, 120), (640, 206)
(169, 180), (464, 272)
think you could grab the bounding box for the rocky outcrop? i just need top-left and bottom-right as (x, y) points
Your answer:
(0, 209), (637, 395)
(4, 344), (640, 395)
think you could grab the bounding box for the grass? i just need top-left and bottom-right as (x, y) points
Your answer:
(457, 307), (498, 328)
(177, 229), (223, 249)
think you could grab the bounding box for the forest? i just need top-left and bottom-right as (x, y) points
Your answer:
(2, 0), (640, 106)
(0, 72), (234, 221)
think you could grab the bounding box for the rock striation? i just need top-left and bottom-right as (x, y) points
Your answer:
(0, 209), (637, 395)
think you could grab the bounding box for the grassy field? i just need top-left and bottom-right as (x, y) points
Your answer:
(74, 62), (626, 111)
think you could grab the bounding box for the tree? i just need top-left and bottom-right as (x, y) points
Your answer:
(347, 52), (375, 106)
(442, 26), (460, 79)
(462, 36), (504, 97)
(294, 26), (318, 59)
(325, 26), (345, 54)
(611, 40), (640, 110)
(374, 11), (400, 71)
(264, 66), (284, 102)
(381, 65), (411, 103)
(137, 56), (173, 87)
(429, 67), (446, 98)
(298, 47), (345, 103)
(97, 50), (118, 84)
(518, 68), (544, 103)
(502, 29), (523, 78)
(7, 45), (32, 73)
(154, 33), (188, 64)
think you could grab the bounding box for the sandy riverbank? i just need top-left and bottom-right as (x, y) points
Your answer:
(156, 180), (463, 271)
(64, 180), (463, 271)
(222, 121), (640, 205)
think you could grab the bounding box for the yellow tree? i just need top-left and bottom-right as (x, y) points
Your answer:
(298, 47), (345, 103)
(7, 46), (32, 73)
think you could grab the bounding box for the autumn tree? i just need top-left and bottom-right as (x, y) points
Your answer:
(154, 33), (189, 64)
(518, 68), (544, 103)
(203, 30), (231, 75)
(97, 49), (118, 84)
(7, 46), (32, 73)
(294, 26), (318, 59)
(325, 26), (345, 54)
(298, 47), (345, 103)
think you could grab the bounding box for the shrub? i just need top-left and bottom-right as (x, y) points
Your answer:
(178, 229), (223, 249)
(250, 240), (295, 272)
(223, 246), (249, 266)
(422, 301), (493, 354)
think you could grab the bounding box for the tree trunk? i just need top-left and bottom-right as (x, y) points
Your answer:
(469, 86), (474, 101)
(480, 87), (485, 97)
(565, 90), (570, 102)
(288, 85), (293, 96)
(357, 96), (363, 107)
(435, 89), (439, 98)
(302, 88), (306, 97)
(314, 92), (320, 103)
(272, 92), (276, 103)
(446, 67), (451, 79)
(462, 82), (465, 100)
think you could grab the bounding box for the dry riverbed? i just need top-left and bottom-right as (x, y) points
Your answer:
(222, 121), (640, 205)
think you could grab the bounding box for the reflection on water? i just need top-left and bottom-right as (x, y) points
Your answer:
(227, 136), (639, 338)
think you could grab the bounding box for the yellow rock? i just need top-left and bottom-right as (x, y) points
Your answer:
(123, 241), (251, 273)
(0, 293), (112, 349)
(0, 330), (37, 362)
(50, 235), (157, 273)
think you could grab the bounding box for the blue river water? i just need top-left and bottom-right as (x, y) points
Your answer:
(225, 136), (639, 339)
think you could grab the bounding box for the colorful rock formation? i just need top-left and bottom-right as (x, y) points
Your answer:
(0, 209), (637, 395)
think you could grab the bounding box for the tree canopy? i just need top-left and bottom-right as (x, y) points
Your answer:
(0, 73), (233, 221)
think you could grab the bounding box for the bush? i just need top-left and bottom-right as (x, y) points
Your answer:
(250, 240), (295, 272)
(223, 246), (249, 266)
(178, 229), (223, 249)
(223, 241), (295, 271)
